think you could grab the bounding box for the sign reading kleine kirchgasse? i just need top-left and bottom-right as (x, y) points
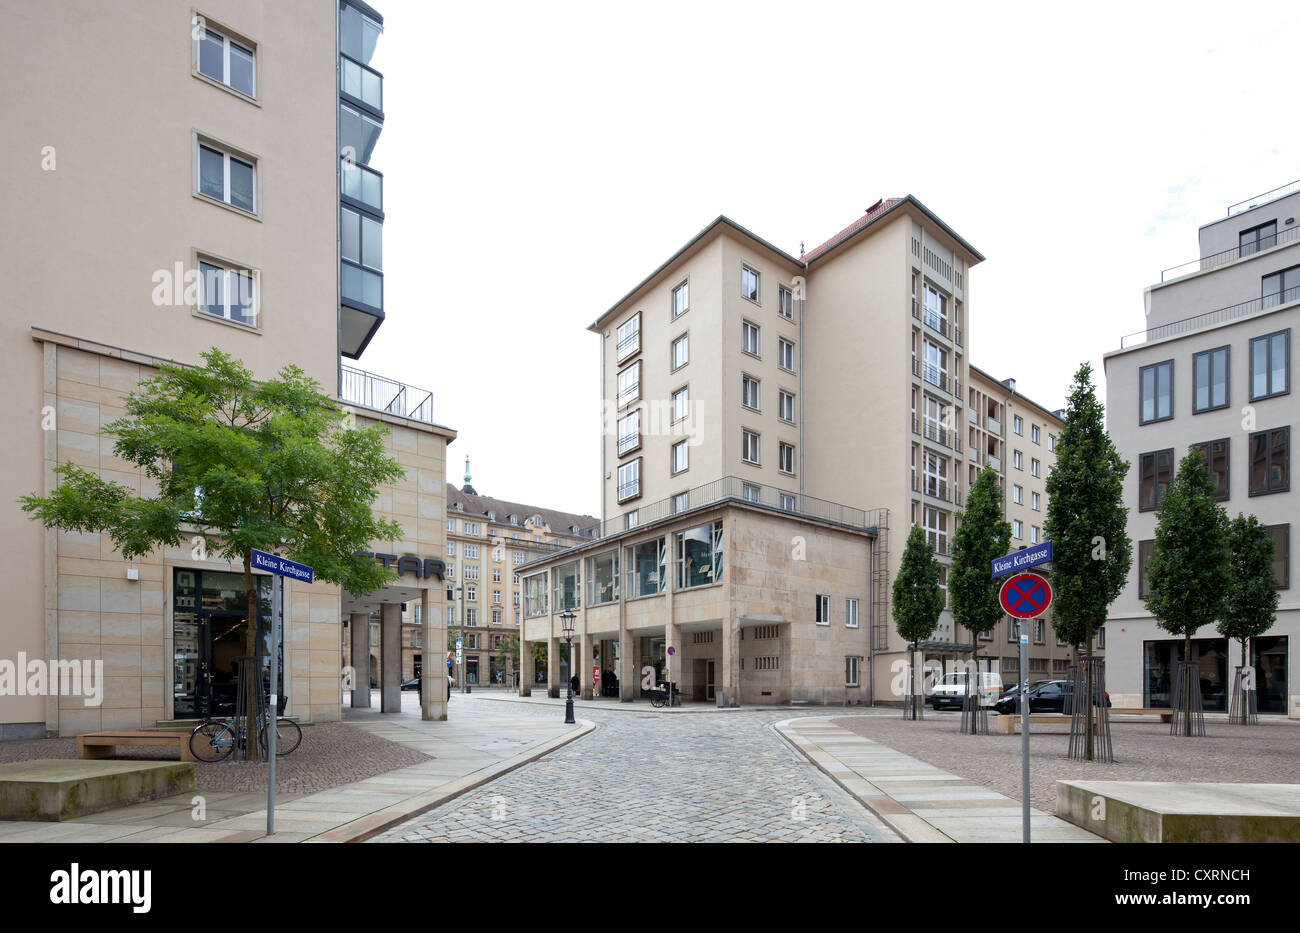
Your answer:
(991, 540), (1052, 579)
(251, 548), (314, 583)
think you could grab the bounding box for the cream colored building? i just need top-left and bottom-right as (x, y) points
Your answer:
(0, 0), (453, 739)
(523, 200), (1004, 705)
(1104, 181), (1298, 718)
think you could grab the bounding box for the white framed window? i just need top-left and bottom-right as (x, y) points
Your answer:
(778, 338), (796, 372)
(741, 265), (760, 302)
(780, 492), (797, 511)
(742, 483), (761, 503)
(779, 390), (795, 423)
(923, 507), (948, 555)
(446, 519), (454, 531)
(616, 312), (641, 363)
(743, 320), (761, 356)
(624, 510), (639, 530)
(1013, 484), (1023, 505)
(466, 585), (477, 602)
(1031, 525), (1040, 544)
(492, 568), (501, 582)
(672, 280), (689, 318)
(1031, 491), (1040, 511)
(446, 541), (455, 557)
(672, 440), (689, 474)
(846, 598), (859, 628)
(742, 430), (761, 465)
(1031, 458), (1041, 478)
(463, 522), (479, 535)
(1013, 450), (1024, 470)
(194, 19), (256, 98)
(1047, 433), (1056, 452)
(445, 562), (455, 578)
(846, 656), (861, 687)
(1012, 519), (1023, 539)
(492, 590), (502, 604)
(671, 491), (689, 513)
(779, 284), (795, 320)
(465, 565), (479, 580)
(1013, 415), (1024, 435)
(195, 138), (257, 213)
(617, 361), (641, 408)
(742, 375), (761, 411)
(672, 333), (689, 370)
(464, 544), (479, 558)
(513, 551), (525, 565)
(815, 594), (830, 625)
(778, 442), (795, 475)
(617, 410), (640, 455)
(1031, 424), (1041, 444)
(618, 459), (641, 501)
(672, 386), (689, 423)
(197, 257), (258, 327)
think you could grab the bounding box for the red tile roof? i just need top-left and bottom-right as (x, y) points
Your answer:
(801, 198), (902, 262)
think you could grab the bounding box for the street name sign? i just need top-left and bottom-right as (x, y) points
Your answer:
(991, 540), (1052, 579)
(251, 548), (314, 583)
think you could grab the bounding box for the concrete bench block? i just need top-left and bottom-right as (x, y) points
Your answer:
(0, 758), (195, 822)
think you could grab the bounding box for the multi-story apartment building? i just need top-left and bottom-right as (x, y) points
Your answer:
(437, 462), (599, 686)
(1104, 181), (1298, 719)
(520, 199), (996, 705)
(1, 1), (454, 739)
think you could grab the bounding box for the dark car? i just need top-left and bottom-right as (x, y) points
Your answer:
(401, 677), (420, 691)
(992, 679), (1111, 715)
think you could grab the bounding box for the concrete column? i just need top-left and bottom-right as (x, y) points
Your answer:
(720, 620), (740, 708)
(381, 602), (402, 713)
(519, 637), (534, 697)
(619, 626), (635, 702)
(421, 589), (446, 721)
(349, 612), (370, 708)
(580, 631), (594, 700)
(547, 635), (561, 698)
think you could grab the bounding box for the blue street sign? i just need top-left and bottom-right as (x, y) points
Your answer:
(991, 540), (1053, 579)
(251, 548), (314, 583)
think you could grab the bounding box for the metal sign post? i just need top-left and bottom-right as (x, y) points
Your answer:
(667, 645), (675, 708)
(1020, 631), (1029, 844)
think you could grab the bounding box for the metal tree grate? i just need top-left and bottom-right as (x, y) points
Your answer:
(902, 659), (924, 720)
(232, 655), (267, 762)
(959, 679), (989, 735)
(1170, 660), (1207, 737)
(1228, 665), (1258, 726)
(1066, 659), (1113, 762)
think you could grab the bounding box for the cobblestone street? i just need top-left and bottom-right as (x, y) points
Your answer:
(372, 697), (899, 843)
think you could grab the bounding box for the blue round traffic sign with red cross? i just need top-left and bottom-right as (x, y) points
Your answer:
(998, 572), (1053, 619)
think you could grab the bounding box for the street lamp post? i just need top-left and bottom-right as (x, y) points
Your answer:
(561, 608), (576, 724)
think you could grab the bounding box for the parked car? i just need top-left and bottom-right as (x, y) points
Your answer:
(927, 671), (1005, 710)
(992, 679), (1111, 715)
(996, 680), (1051, 710)
(401, 677), (420, 691)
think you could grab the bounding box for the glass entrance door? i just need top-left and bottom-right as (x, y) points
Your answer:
(173, 569), (274, 718)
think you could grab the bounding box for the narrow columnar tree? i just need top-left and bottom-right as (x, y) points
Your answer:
(950, 462), (1011, 730)
(893, 523), (945, 718)
(1220, 513), (1279, 722)
(20, 349), (404, 758)
(1144, 447), (1230, 736)
(1044, 363), (1131, 759)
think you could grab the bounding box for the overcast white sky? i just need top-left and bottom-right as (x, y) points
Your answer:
(357, 0), (1299, 518)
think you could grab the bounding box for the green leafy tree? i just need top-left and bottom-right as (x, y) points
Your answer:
(20, 349), (404, 758)
(1220, 513), (1279, 716)
(1044, 363), (1131, 757)
(892, 523), (945, 716)
(1144, 447), (1230, 735)
(950, 463), (1011, 721)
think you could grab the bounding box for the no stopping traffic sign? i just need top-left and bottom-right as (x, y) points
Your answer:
(998, 572), (1053, 619)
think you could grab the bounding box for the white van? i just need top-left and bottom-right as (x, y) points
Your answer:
(927, 671), (1004, 710)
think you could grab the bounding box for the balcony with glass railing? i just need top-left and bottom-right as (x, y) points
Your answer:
(341, 158), (383, 214)
(341, 54), (383, 113)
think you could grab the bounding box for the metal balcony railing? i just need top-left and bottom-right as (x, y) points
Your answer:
(1120, 286), (1300, 349)
(340, 365), (434, 423)
(923, 421), (951, 449)
(1228, 178), (1300, 216)
(1160, 222), (1300, 281)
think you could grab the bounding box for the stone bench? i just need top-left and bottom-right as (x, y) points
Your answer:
(1110, 707), (1174, 722)
(995, 708), (1173, 733)
(76, 730), (197, 762)
(0, 758), (195, 821)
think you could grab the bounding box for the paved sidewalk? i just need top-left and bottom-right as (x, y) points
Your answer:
(775, 718), (1104, 843)
(0, 694), (590, 843)
(464, 688), (861, 715)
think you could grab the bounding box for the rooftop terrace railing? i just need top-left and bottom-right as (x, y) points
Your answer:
(1120, 286), (1300, 349)
(1227, 179), (1300, 217)
(1160, 221), (1300, 282)
(340, 364), (435, 423)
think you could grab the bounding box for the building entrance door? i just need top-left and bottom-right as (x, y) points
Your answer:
(172, 569), (275, 719)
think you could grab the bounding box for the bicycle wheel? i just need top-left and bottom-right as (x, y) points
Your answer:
(190, 720), (236, 763)
(259, 718), (302, 756)
(650, 691), (665, 709)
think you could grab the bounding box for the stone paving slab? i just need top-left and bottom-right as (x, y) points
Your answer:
(774, 718), (1104, 844)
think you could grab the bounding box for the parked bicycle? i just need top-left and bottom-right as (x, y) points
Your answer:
(189, 708), (302, 763)
(649, 682), (682, 709)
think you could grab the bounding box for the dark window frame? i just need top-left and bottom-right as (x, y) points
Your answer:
(1249, 427), (1290, 496)
(1138, 448), (1175, 512)
(1139, 359), (1175, 425)
(1138, 539), (1155, 599)
(1249, 328), (1291, 401)
(1191, 438), (1231, 501)
(1268, 524), (1290, 589)
(1240, 220), (1278, 257)
(1192, 345), (1231, 414)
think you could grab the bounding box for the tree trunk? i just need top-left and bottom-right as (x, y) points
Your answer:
(1183, 632), (1193, 737)
(969, 638), (980, 735)
(242, 553), (262, 762)
(1083, 627), (1094, 761)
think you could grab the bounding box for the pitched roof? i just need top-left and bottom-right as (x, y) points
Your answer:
(445, 484), (600, 536)
(802, 195), (986, 265)
(801, 199), (902, 262)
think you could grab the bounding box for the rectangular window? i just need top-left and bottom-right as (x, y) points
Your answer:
(1191, 438), (1230, 500)
(617, 361), (641, 408)
(626, 538), (666, 597)
(1013, 450), (1023, 470)
(1240, 221), (1278, 256)
(672, 387), (689, 423)
(742, 430), (761, 465)
(779, 390), (795, 423)
(1262, 266), (1300, 310)
(742, 320), (761, 356)
(779, 284), (795, 320)
(742, 375), (761, 410)
(814, 594), (830, 625)
(523, 574), (548, 616)
(618, 458), (641, 501)
(672, 280), (689, 318)
(846, 598), (859, 629)
(1047, 433), (1056, 452)
(672, 440), (689, 474)
(1269, 525), (1290, 588)
(1250, 330), (1290, 400)
(742, 266), (760, 302)
(672, 333), (689, 370)
(1031, 525), (1040, 544)
(845, 656), (860, 687)
(1013, 415), (1023, 435)
(742, 482), (761, 503)
(624, 511), (638, 530)
(675, 521), (723, 589)
(780, 492), (797, 511)
(1013, 484), (1023, 505)
(1033, 619), (1045, 644)
(616, 312), (641, 363)
(1193, 346), (1230, 413)
(778, 442), (795, 475)
(1250, 427), (1290, 495)
(551, 561), (580, 611)
(195, 22), (256, 97)
(779, 338), (795, 372)
(1139, 448), (1175, 511)
(923, 282), (947, 332)
(1031, 491), (1040, 511)
(1012, 519), (1022, 539)
(341, 206), (383, 273)
(1031, 424), (1040, 444)
(924, 507), (948, 554)
(1140, 360), (1174, 424)
(1138, 539), (1155, 598)
(586, 551), (619, 606)
(617, 410), (640, 455)
(1031, 458), (1040, 477)
(197, 259), (257, 326)
(671, 491), (689, 514)
(196, 141), (256, 212)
